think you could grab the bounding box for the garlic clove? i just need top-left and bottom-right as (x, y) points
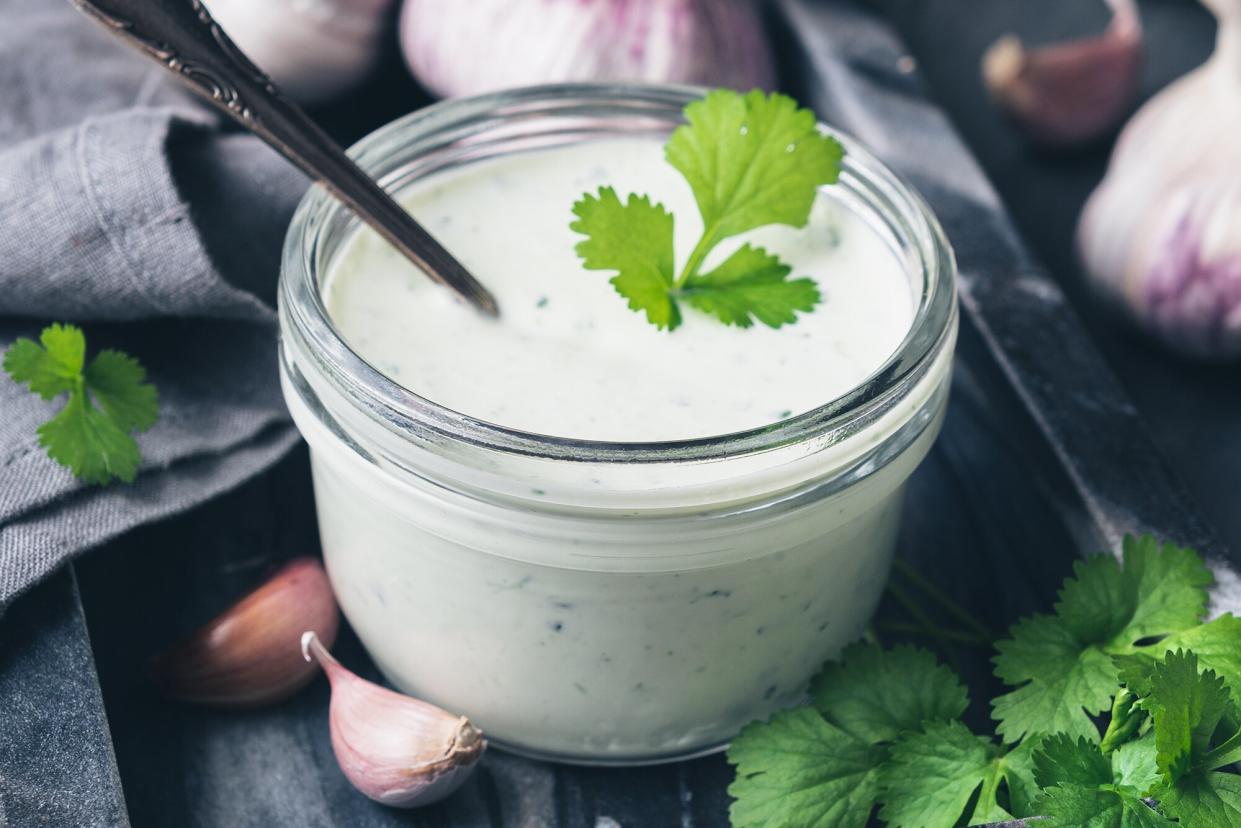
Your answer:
(302, 632), (486, 808)
(399, 0), (775, 101)
(982, 0), (1142, 148)
(201, 0), (393, 104)
(151, 558), (339, 708)
(1077, 0), (1241, 358)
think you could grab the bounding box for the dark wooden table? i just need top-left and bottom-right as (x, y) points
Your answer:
(0, 1), (1233, 826)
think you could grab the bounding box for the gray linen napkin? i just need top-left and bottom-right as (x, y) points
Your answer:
(0, 0), (308, 607)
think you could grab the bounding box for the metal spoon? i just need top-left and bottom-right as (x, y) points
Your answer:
(68, 0), (500, 317)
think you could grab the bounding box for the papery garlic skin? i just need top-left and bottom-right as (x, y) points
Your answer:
(202, 0), (393, 104)
(1078, 0), (1241, 357)
(399, 0), (775, 99)
(302, 632), (485, 808)
(151, 558), (339, 708)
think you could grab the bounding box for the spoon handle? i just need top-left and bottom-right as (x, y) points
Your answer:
(68, 0), (499, 317)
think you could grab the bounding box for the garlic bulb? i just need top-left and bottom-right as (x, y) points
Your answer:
(201, 0), (393, 104)
(399, 0), (775, 100)
(1078, 0), (1241, 358)
(151, 558), (339, 708)
(982, 0), (1142, 148)
(302, 632), (486, 807)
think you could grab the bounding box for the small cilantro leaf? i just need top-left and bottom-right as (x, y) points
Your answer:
(1033, 732), (1161, 800)
(1154, 771), (1241, 826)
(728, 644), (971, 828)
(1147, 650), (1233, 783)
(993, 642), (1120, 742)
(666, 89), (844, 240)
(3, 322), (83, 399)
(681, 244), (820, 329)
(992, 536), (1213, 743)
(1102, 535), (1214, 643)
(1118, 614), (1241, 698)
(1038, 784), (1176, 828)
(727, 707), (884, 828)
(1133, 650), (1241, 827)
(3, 324), (158, 485)
(810, 643), (968, 744)
(1035, 734), (1114, 789)
(1112, 734), (1162, 796)
(571, 187), (679, 330)
(878, 720), (1011, 828)
(84, 349), (159, 432)
(572, 90), (842, 331)
(39, 391), (141, 485)
(1033, 733), (1176, 828)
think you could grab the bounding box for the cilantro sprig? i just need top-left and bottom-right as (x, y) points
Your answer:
(3, 323), (158, 484)
(571, 89), (844, 331)
(730, 645), (969, 828)
(992, 536), (1214, 744)
(726, 535), (1241, 828)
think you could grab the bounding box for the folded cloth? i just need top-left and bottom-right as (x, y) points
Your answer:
(0, 0), (309, 607)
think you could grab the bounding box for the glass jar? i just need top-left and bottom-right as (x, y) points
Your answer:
(279, 84), (958, 765)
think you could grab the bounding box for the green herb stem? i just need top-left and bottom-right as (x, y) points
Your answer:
(885, 581), (963, 670)
(1205, 729), (1241, 771)
(674, 224), (719, 288)
(968, 761), (1007, 826)
(1099, 689), (1142, 754)
(893, 560), (998, 642)
(874, 622), (991, 647)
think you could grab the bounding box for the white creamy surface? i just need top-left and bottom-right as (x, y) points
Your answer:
(325, 138), (914, 441)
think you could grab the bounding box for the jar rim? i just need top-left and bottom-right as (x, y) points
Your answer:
(279, 82), (957, 466)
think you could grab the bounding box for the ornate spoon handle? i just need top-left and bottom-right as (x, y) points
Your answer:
(68, 0), (499, 317)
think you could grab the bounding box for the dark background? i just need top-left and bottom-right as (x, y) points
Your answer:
(878, 0), (1240, 554)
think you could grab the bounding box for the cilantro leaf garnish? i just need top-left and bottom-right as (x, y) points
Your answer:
(810, 643), (968, 743)
(992, 536), (1213, 743)
(1034, 733), (1116, 789)
(1157, 772), (1241, 826)
(1031, 734), (1174, 827)
(3, 323), (158, 484)
(571, 187), (679, 330)
(1038, 782), (1176, 827)
(879, 719), (1015, 828)
(1116, 614), (1241, 698)
(571, 89), (843, 331)
(665, 89), (844, 242)
(727, 707), (884, 828)
(680, 244), (820, 330)
(1134, 650), (1241, 826)
(727, 645), (967, 827)
(724, 536), (1241, 828)
(1111, 735), (1162, 795)
(1146, 650), (1232, 783)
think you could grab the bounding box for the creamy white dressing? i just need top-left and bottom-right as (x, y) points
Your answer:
(324, 139), (913, 441)
(287, 132), (952, 762)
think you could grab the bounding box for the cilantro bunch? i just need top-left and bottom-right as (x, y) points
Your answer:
(571, 89), (844, 331)
(727, 536), (1241, 827)
(4, 323), (158, 484)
